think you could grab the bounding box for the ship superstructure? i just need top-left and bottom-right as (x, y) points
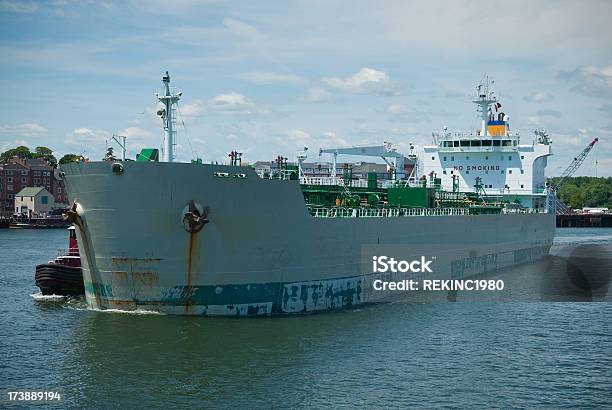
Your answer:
(422, 75), (552, 210)
(60, 73), (556, 316)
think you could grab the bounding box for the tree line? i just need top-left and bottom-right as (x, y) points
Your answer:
(553, 176), (612, 209)
(0, 146), (82, 168)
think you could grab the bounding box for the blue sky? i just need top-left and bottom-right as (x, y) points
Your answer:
(1, 0), (611, 176)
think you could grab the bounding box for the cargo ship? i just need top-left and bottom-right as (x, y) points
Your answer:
(60, 73), (555, 316)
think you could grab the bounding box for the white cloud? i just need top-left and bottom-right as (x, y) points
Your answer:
(208, 92), (253, 110)
(0, 123), (48, 136)
(237, 72), (305, 85)
(527, 116), (541, 126)
(0, 0), (38, 13)
(383, 104), (430, 123)
(118, 126), (159, 155)
(387, 104), (408, 115)
(279, 129), (350, 152)
(206, 92), (270, 115)
(524, 92), (554, 103)
(322, 68), (395, 95)
(222, 18), (265, 41)
(306, 87), (331, 102)
(118, 126), (156, 142)
(321, 131), (350, 147)
(600, 103), (612, 115)
(537, 109), (562, 118)
(65, 128), (110, 155)
(285, 129), (310, 142)
(179, 99), (207, 117)
(561, 65), (612, 98)
(64, 126), (161, 159)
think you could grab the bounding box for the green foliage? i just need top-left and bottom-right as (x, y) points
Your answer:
(1, 145), (58, 168)
(552, 177), (612, 209)
(32, 146), (57, 168)
(0, 146), (32, 162)
(59, 153), (81, 164)
(104, 147), (116, 161)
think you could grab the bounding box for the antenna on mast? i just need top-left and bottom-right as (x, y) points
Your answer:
(472, 74), (497, 137)
(156, 71), (182, 162)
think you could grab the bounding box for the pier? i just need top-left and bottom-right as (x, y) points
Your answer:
(556, 214), (612, 228)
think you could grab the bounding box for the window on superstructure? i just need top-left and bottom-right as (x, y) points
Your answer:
(466, 156), (469, 160)
(432, 156), (435, 160)
(509, 170), (512, 174)
(502, 140), (512, 147)
(482, 140), (492, 147)
(521, 184), (524, 188)
(501, 170), (504, 174)
(521, 155), (524, 159)
(451, 156), (454, 161)
(460, 140), (469, 147)
(443, 170), (447, 174)
(521, 170), (524, 174)
(470, 140), (481, 147)
(508, 156), (512, 160)
(443, 157), (447, 161)
(485, 156), (489, 160)
(454, 141), (459, 147)
(493, 140), (501, 147)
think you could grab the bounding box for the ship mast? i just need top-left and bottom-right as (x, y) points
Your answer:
(156, 71), (182, 162)
(472, 74), (497, 137)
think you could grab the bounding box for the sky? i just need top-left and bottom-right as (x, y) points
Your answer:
(0, 0), (611, 176)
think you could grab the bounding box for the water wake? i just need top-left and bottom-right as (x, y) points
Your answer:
(30, 292), (66, 300)
(65, 306), (164, 315)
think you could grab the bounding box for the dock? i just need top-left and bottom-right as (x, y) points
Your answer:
(556, 214), (612, 228)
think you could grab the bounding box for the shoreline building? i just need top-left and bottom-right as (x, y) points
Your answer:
(14, 187), (55, 217)
(0, 157), (67, 215)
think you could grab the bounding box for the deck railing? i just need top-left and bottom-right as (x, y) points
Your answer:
(300, 176), (400, 189)
(308, 206), (547, 218)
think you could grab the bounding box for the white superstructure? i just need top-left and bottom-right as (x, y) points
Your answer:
(422, 76), (552, 210)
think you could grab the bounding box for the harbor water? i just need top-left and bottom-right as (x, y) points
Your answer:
(1, 228), (611, 408)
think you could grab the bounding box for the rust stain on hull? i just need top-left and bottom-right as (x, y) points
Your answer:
(185, 231), (198, 314)
(112, 257), (162, 263)
(71, 211), (103, 309)
(132, 271), (159, 287)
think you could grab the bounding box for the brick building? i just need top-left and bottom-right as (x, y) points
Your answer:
(0, 157), (67, 215)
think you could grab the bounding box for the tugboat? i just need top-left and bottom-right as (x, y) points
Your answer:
(35, 226), (84, 296)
